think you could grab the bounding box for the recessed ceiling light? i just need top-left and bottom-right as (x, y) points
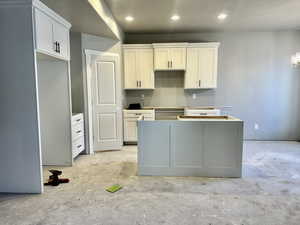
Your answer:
(171, 15), (180, 21)
(125, 16), (134, 22)
(217, 13), (228, 20)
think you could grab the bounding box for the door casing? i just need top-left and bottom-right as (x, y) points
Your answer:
(84, 49), (123, 154)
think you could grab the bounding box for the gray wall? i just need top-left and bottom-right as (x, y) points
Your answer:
(125, 31), (300, 140)
(70, 32), (83, 113)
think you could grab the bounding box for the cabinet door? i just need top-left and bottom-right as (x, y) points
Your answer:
(124, 119), (138, 142)
(185, 48), (199, 89)
(154, 48), (169, 70)
(199, 48), (218, 88)
(137, 49), (154, 89)
(53, 21), (70, 60)
(35, 9), (53, 54)
(170, 48), (186, 70)
(124, 49), (138, 89)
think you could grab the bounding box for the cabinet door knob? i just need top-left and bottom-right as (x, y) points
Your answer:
(171, 61), (173, 68)
(167, 61), (170, 68)
(199, 80), (201, 87)
(57, 42), (61, 53)
(139, 81), (142, 87)
(136, 80), (139, 87)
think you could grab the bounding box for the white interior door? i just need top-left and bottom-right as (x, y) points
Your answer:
(91, 53), (122, 151)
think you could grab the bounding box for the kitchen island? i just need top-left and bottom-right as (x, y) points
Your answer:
(137, 116), (243, 178)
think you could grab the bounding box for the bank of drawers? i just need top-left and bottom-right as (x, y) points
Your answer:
(72, 113), (85, 158)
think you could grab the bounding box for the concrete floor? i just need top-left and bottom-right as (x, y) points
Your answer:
(1, 141), (300, 225)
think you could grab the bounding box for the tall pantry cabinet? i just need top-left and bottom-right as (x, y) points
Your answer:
(0, 0), (72, 194)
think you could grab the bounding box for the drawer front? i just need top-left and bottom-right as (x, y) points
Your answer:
(72, 113), (83, 125)
(124, 110), (154, 118)
(185, 110), (220, 116)
(72, 136), (85, 158)
(72, 122), (84, 141)
(144, 116), (155, 120)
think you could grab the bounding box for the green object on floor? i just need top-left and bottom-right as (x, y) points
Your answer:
(106, 184), (122, 193)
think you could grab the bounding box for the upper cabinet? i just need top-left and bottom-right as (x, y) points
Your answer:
(123, 45), (154, 89)
(184, 43), (220, 89)
(34, 1), (71, 61)
(153, 43), (187, 71)
(123, 42), (220, 90)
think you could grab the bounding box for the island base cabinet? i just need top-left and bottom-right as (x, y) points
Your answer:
(138, 120), (243, 178)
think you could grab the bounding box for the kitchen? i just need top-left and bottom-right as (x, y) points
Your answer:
(121, 42), (243, 177)
(1, 0), (300, 224)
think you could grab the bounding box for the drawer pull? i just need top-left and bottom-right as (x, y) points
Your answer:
(76, 130), (82, 134)
(135, 113), (142, 115)
(76, 119), (81, 122)
(77, 145), (82, 148)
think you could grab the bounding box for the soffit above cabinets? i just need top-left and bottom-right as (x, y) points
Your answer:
(41, 0), (117, 39)
(105, 0), (300, 33)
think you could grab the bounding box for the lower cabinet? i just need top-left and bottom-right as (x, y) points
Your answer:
(138, 120), (243, 177)
(123, 109), (155, 142)
(124, 119), (138, 142)
(72, 113), (85, 158)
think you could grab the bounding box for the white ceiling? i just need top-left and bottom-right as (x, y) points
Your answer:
(41, 0), (116, 38)
(104, 0), (300, 33)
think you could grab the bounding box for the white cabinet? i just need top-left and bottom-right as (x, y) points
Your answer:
(34, 6), (71, 60)
(185, 43), (219, 89)
(153, 48), (169, 70)
(123, 45), (154, 89)
(52, 21), (70, 59)
(124, 119), (138, 142)
(153, 43), (187, 71)
(123, 42), (220, 90)
(35, 9), (53, 54)
(123, 109), (155, 142)
(72, 113), (85, 158)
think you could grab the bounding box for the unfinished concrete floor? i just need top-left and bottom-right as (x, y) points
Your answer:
(1, 141), (300, 225)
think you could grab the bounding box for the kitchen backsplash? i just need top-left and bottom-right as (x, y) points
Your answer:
(125, 71), (218, 108)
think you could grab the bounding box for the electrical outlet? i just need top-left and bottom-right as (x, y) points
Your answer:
(254, 123), (259, 130)
(192, 93), (196, 99)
